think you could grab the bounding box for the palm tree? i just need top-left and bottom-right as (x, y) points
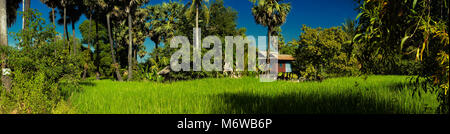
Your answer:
(55, 0), (68, 50)
(131, 8), (148, 66)
(0, 0), (8, 91)
(82, 0), (104, 80)
(186, 0), (209, 50)
(146, 5), (163, 63)
(146, 2), (183, 63)
(40, 0), (59, 42)
(342, 18), (357, 38)
(250, 0), (291, 64)
(80, 0), (97, 80)
(121, 0), (149, 81)
(341, 18), (357, 59)
(126, 1), (133, 81)
(98, 0), (123, 81)
(69, 2), (83, 56)
(57, 1), (83, 56)
(82, 0), (96, 51)
(1, 0), (21, 91)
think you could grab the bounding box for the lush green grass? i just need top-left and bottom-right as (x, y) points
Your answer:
(71, 75), (439, 114)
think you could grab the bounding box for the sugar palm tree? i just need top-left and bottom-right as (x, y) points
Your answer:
(43, 0), (59, 27)
(82, 0), (98, 51)
(57, 1), (82, 56)
(69, 1), (83, 56)
(146, 2), (183, 63)
(40, 0), (59, 42)
(186, 0), (210, 49)
(55, 0), (68, 50)
(82, 0), (104, 80)
(1, 0), (21, 91)
(120, 0), (149, 81)
(250, 0), (291, 64)
(146, 4), (163, 63)
(97, 0), (123, 81)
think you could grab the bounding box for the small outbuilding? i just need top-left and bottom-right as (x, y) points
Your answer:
(258, 51), (295, 73)
(277, 54), (295, 73)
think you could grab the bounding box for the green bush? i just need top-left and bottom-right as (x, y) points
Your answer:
(0, 9), (82, 114)
(292, 25), (360, 80)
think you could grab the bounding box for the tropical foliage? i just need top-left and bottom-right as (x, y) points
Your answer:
(0, 0), (447, 114)
(291, 25), (360, 81)
(354, 0), (449, 113)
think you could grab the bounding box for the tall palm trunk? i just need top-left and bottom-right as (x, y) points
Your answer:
(22, 0), (30, 30)
(133, 47), (137, 67)
(107, 14), (123, 81)
(52, 7), (56, 42)
(52, 8), (55, 27)
(127, 7), (133, 81)
(88, 11), (92, 51)
(95, 14), (100, 80)
(195, 6), (199, 49)
(72, 19), (76, 56)
(193, 5), (201, 71)
(82, 11), (93, 80)
(63, 6), (67, 50)
(155, 40), (159, 63)
(0, 0), (11, 91)
(0, 0), (6, 47)
(267, 27), (272, 64)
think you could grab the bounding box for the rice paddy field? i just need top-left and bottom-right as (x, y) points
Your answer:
(70, 75), (439, 114)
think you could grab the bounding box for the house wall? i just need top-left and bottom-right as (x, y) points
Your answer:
(277, 61), (293, 73)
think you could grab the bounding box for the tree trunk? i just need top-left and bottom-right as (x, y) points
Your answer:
(0, 0), (11, 92)
(88, 11), (92, 51)
(82, 12), (93, 80)
(52, 7), (56, 42)
(63, 6), (67, 50)
(72, 20), (76, 56)
(155, 40), (159, 63)
(82, 66), (87, 80)
(127, 7), (133, 81)
(107, 14), (122, 81)
(267, 27), (272, 64)
(95, 15), (100, 80)
(133, 47), (137, 67)
(22, 0), (30, 30)
(65, 24), (70, 42)
(195, 6), (199, 50)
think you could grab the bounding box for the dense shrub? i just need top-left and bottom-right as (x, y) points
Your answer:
(292, 25), (360, 81)
(0, 9), (82, 114)
(355, 0), (449, 113)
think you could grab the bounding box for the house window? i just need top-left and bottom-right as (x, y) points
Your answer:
(285, 63), (292, 72)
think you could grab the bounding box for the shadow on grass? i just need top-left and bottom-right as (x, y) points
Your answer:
(211, 90), (409, 114)
(79, 81), (96, 87)
(59, 81), (96, 100)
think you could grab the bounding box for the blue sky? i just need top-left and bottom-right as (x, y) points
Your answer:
(7, 0), (359, 61)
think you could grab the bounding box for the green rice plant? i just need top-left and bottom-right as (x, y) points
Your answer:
(71, 75), (439, 114)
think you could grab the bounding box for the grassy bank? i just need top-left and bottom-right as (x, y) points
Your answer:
(71, 75), (439, 114)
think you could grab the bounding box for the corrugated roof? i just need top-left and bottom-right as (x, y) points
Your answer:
(278, 54), (295, 61)
(257, 51), (295, 61)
